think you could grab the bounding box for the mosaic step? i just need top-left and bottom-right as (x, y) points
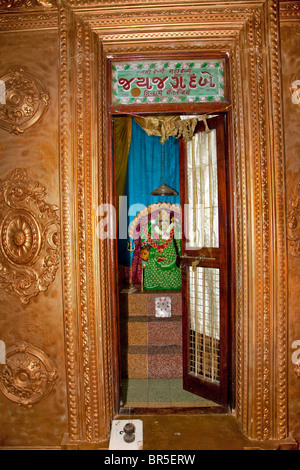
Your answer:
(119, 290), (182, 317)
(124, 346), (182, 379)
(124, 317), (182, 346)
(119, 290), (183, 379)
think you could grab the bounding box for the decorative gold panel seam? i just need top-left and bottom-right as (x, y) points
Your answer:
(58, 6), (81, 442)
(268, 0), (288, 439)
(66, 0), (265, 7)
(74, 18), (101, 443)
(98, 39), (115, 436)
(250, 8), (268, 440)
(0, 0), (56, 8)
(230, 34), (249, 436)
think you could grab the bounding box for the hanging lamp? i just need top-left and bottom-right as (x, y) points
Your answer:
(151, 142), (178, 196)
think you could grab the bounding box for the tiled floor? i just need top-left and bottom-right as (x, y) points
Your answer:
(122, 378), (220, 408)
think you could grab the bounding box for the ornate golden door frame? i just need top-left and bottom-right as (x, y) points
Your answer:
(58, 1), (288, 446)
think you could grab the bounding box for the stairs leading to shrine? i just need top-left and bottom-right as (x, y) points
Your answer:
(119, 290), (183, 379)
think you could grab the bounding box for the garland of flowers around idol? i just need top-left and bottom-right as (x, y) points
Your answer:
(143, 225), (176, 251)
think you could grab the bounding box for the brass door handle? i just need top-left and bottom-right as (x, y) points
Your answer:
(180, 253), (216, 272)
(180, 253), (216, 262)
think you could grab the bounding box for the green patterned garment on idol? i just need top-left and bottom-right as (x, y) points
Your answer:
(141, 211), (181, 291)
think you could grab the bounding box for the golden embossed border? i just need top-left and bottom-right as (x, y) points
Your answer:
(58, 0), (288, 444)
(280, 0), (300, 21)
(0, 10), (58, 32)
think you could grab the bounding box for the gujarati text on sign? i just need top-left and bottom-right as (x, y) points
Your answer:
(111, 60), (226, 105)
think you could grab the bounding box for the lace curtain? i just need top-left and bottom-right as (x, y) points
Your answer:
(186, 126), (218, 249)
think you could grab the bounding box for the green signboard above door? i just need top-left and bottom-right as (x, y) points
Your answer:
(111, 59), (226, 105)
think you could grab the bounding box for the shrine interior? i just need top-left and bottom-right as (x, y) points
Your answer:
(115, 114), (222, 411)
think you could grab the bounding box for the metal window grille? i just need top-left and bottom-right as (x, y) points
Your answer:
(188, 266), (220, 383)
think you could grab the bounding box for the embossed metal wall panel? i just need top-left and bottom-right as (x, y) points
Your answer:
(0, 11), (67, 448)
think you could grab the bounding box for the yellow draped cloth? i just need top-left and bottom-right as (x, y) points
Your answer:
(133, 115), (200, 144)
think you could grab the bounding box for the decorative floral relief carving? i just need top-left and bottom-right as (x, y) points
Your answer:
(0, 169), (60, 304)
(295, 362), (300, 378)
(287, 180), (300, 257)
(0, 342), (57, 407)
(0, 0), (56, 8)
(0, 67), (49, 135)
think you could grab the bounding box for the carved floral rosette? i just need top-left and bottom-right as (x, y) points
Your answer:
(287, 180), (300, 257)
(0, 169), (60, 304)
(0, 67), (49, 135)
(0, 342), (57, 407)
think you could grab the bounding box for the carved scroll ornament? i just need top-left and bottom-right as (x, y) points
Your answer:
(0, 169), (60, 304)
(287, 180), (300, 257)
(0, 68), (49, 135)
(0, 342), (57, 407)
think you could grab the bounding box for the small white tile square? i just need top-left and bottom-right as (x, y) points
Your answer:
(155, 296), (172, 318)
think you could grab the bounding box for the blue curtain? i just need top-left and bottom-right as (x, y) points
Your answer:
(118, 118), (180, 265)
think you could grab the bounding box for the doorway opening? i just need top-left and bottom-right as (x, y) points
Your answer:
(113, 112), (231, 413)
